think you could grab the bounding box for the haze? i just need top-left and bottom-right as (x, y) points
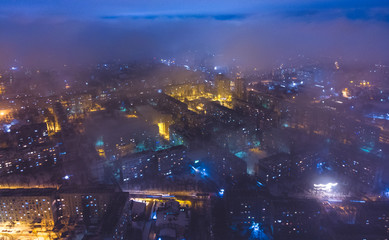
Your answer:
(0, 0), (389, 68)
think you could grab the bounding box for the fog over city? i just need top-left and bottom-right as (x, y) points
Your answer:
(1, 0), (389, 67)
(0, 1), (389, 240)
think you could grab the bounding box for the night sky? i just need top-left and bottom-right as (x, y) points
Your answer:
(1, 0), (389, 67)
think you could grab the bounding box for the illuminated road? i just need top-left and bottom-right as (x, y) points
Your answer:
(122, 189), (214, 200)
(123, 189), (212, 240)
(142, 201), (156, 240)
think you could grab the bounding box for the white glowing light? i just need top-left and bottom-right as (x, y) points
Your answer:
(314, 182), (338, 192)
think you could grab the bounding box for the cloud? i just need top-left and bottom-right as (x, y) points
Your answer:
(100, 13), (248, 21)
(0, 1), (389, 67)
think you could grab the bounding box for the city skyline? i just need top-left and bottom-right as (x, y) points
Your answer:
(0, 1), (388, 240)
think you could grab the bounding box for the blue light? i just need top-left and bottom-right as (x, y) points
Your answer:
(365, 113), (389, 121)
(250, 222), (260, 232)
(249, 222), (266, 239)
(191, 165), (208, 177)
(235, 151), (247, 159)
(384, 189), (389, 197)
(256, 181), (264, 188)
(200, 168), (208, 177)
(218, 188), (225, 197)
(350, 200), (365, 203)
(95, 137), (104, 147)
(191, 165), (199, 173)
(360, 147), (371, 153)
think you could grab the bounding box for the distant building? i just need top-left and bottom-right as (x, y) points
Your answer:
(0, 188), (56, 228)
(0, 144), (60, 176)
(332, 201), (389, 239)
(234, 77), (247, 101)
(118, 145), (190, 182)
(189, 146), (247, 184)
(215, 74), (231, 101)
(13, 123), (49, 149)
(0, 186), (129, 239)
(272, 199), (322, 239)
(255, 153), (292, 183)
(56, 186), (115, 225)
